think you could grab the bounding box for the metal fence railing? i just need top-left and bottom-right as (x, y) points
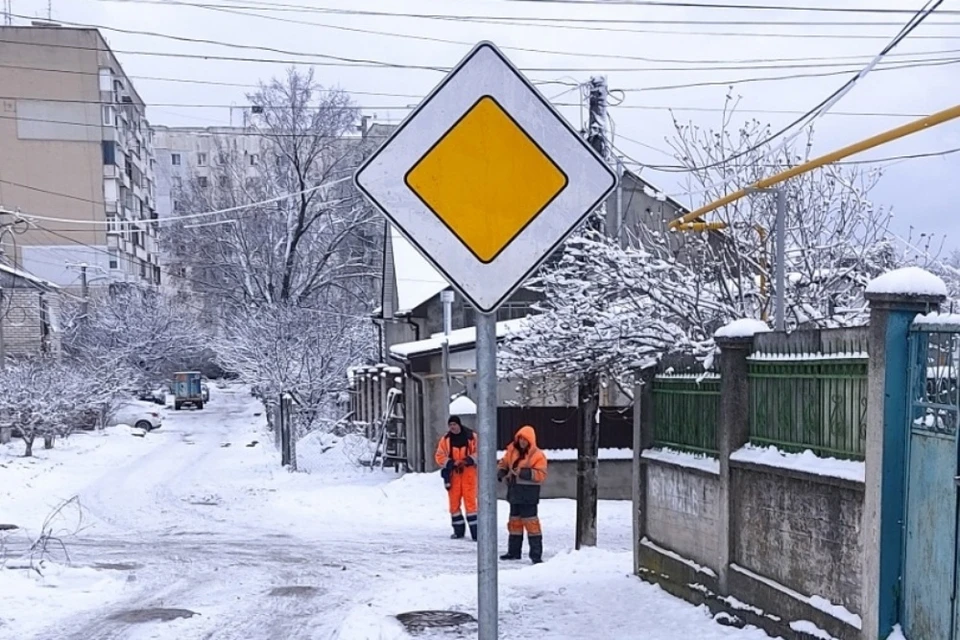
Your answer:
(651, 375), (721, 454)
(748, 357), (868, 459)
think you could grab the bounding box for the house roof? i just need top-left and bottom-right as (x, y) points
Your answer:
(391, 227), (449, 314)
(0, 262), (60, 290)
(390, 318), (528, 359)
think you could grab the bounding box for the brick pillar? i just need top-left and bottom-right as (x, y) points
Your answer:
(715, 334), (755, 594)
(862, 290), (943, 640)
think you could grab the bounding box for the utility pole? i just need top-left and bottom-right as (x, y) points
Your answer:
(585, 76), (609, 235)
(3, 1), (12, 26)
(575, 75), (610, 549)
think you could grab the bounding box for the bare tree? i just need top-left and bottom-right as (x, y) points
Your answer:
(667, 93), (899, 326)
(0, 359), (118, 457)
(215, 304), (373, 434)
(165, 68), (382, 310)
(61, 287), (207, 393)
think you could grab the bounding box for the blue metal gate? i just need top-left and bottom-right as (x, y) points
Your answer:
(902, 320), (960, 639)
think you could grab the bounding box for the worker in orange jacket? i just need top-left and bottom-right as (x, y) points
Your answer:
(435, 415), (478, 540)
(497, 424), (548, 564)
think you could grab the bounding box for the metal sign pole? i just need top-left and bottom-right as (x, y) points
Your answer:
(475, 311), (498, 640)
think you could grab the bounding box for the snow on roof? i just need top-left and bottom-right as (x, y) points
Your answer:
(0, 262), (60, 289)
(714, 318), (770, 339)
(390, 318), (528, 358)
(391, 227), (449, 313)
(449, 395), (477, 415)
(866, 266), (947, 298)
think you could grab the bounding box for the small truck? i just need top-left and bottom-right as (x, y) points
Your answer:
(172, 371), (204, 410)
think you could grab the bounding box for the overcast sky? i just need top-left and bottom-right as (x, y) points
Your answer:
(13, 0), (960, 255)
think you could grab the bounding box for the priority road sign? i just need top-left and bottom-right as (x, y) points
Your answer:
(354, 41), (618, 313)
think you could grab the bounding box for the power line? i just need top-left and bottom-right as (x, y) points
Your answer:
(7, 24), (960, 75)
(6, 175), (353, 227)
(641, 0), (947, 174)
(475, 0), (960, 13)
(618, 142), (960, 169)
(24, 220), (377, 321)
(91, 0), (960, 58)
(116, 0), (960, 20)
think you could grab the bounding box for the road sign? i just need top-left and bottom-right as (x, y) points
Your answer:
(354, 41), (618, 313)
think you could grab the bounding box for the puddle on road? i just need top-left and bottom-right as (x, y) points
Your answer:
(268, 585), (323, 597)
(108, 608), (198, 623)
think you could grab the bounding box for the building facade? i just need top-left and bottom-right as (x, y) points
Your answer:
(0, 26), (160, 291)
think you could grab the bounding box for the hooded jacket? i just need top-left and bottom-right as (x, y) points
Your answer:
(498, 425), (548, 506)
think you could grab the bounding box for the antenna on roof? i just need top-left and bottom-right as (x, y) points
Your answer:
(47, 0), (51, 20)
(3, 0), (12, 26)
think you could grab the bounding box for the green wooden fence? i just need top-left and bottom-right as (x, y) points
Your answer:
(651, 375), (720, 454)
(747, 357), (868, 459)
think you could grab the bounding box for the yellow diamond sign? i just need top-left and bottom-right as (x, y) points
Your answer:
(353, 41), (618, 313)
(405, 96), (568, 263)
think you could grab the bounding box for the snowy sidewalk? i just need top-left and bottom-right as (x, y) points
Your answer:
(336, 547), (773, 640)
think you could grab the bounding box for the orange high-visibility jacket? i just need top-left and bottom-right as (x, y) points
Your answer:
(435, 427), (477, 467)
(498, 425), (548, 505)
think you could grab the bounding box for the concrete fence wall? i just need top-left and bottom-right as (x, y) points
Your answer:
(496, 458), (632, 501)
(634, 330), (870, 640)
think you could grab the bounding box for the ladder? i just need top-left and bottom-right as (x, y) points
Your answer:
(371, 388), (408, 472)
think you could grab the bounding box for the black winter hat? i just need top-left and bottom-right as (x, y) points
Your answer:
(448, 415), (462, 426)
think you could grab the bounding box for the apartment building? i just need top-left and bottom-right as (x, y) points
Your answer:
(0, 25), (160, 291)
(152, 124), (266, 299)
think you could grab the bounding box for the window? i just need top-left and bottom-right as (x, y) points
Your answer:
(98, 67), (113, 92)
(101, 105), (115, 127)
(173, 176), (182, 189)
(140, 260), (148, 279)
(173, 200), (182, 212)
(219, 175), (230, 188)
(197, 176), (209, 188)
(108, 249), (119, 270)
(171, 153), (181, 166)
(102, 140), (116, 166)
(197, 152), (207, 166)
(132, 229), (142, 247)
(248, 153), (259, 166)
(218, 152), (228, 165)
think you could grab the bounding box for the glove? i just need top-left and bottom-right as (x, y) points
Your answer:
(497, 468), (508, 482)
(444, 459), (455, 472)
(464, 457), (476, 467)
(518, 468), (532, 481)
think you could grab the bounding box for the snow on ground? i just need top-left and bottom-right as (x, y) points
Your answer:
(730, 444), (865, 483)
(336, 546), (773, 640)
(0, 561), (129, 638)
(0, 385), (785, 640)
(0, 421), (170, 536)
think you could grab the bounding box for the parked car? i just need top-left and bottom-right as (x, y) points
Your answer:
(201, 383), (210, 403)
(136, 387), (167, 406)
(109, 401), (163, 432)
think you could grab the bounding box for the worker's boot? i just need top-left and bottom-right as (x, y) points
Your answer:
(451, 513), (466, 539)
(528, 535), (543, 564)
(500, 535), (523, 560)
(467, 513), (478, 541)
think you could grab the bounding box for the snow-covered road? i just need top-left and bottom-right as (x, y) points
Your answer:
(1, 386), (776, 640)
